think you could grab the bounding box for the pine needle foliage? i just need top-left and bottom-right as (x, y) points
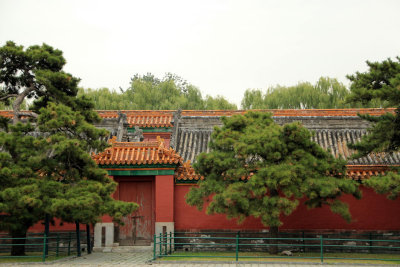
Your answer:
(0, 41), (138, 255)
(186, 112), (361, 232)
(347, 57), (400, 199)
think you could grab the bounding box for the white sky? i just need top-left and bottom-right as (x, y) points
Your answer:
(1, 0), (399, 107)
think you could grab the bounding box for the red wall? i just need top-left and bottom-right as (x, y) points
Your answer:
(155, 175), (174, 222)
(28, 182), (400, 233)
(174, 185), (400, 231)
(29, 219), (86, 233)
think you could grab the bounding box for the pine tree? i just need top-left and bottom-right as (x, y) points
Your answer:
(0, 41), (137, 255)
(347, 57), (400, 199)
(0, 122), (48, 255)
(186, 111), (361, 254)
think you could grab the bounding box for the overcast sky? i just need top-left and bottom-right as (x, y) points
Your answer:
(1, 0), (399, 107)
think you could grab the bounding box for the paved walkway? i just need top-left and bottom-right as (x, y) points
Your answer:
(2, 252), (397, 267)
(58, 251), (153, 265)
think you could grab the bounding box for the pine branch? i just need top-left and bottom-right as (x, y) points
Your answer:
(0, 94), (18, 101)
(15, 111), (38, 118)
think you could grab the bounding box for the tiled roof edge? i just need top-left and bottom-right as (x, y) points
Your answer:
(1, 108), (395, 118)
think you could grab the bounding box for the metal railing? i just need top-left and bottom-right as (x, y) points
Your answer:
(153, 232), (400, 263)
(0, 231), (92, 262)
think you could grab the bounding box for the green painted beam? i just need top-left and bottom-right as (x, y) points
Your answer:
(107, 169), (175, 176)
(175, 180), (198, 184)
(99, 164), (177, 169)
(128, 127), (172, 133)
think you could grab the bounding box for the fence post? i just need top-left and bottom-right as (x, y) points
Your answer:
(153, 234), (157, 260)
(302, 231), (306, 252)
(164, 232), (167, 254)
(235, 232), (239, 262)
(369, 232), (373, 254)
(320, 235), (324, 263)
(56, 233), (60, 257)
(169, 232), (172, 254)
(44, 214), (49, 256)
(159, 233), (162, 256)
(173, 232), (175, 252)
(42, 234), (47, 262)
(68, 232), (71, 256)
(339, 232), (343, 253)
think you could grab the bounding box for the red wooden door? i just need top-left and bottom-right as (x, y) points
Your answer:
(117, 181), (154, 245)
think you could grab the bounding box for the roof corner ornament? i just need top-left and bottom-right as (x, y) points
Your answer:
(157, 136), (175, 158)
(106, 149), (112, 159)
(183, 160), (191, 169)
(92, 139), (114, 162)
(108, 136), (117, 145)
(157, 136), (165, 149)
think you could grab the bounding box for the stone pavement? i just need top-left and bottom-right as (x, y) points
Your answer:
(1, 252), (396, 267)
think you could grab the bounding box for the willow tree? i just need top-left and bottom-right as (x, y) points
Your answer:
(241, 77), (382, 109)
(186, 111), (361, 254)
(79, 73), (237, 110)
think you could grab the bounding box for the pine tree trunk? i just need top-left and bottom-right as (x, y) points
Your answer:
(268, 189), (279, 255)
(11, 228), (27, 256)
(12, 85), (35, 124)
(269, 226), (279, 255)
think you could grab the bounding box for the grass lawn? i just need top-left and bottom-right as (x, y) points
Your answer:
(0, 252), (70, 263)
(158, 251), (400, 265)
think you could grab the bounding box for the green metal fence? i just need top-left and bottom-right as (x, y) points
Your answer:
(153, 232), (400, 263)
(0, 231), (91, 262)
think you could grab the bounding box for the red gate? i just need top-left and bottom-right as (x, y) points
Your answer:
(115, 178), (154, 245)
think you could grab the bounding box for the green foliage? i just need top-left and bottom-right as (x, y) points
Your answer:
(363, 172), (400, 200)
(0, 42), (137, 256)
(347, 57), (400, 107)
(0, 89), (27, 110)
(186, 112), (361, 228)
(203, 95), (237, 110)
(36, 103), (138, 224)
(347, 57), (400, 199)
(79, 73), (237, 110)
(347, 57), (400, 155)
(0, 123), (47, 233)
(241, 77), (382, 109)
(78, 88), (129, 110)
(0, 41), (79, 120)
(0, 104), (137, 236)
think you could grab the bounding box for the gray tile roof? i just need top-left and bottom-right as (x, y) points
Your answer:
(172, 115), (400, 166)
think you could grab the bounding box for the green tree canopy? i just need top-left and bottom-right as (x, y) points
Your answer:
(186, 111), (361, 253)
(79, 73), (237, 110)
(241, 77), (382, 109)
(0, 41), (81, 122)
(0, 122), (48, 254)
(36, 103), (137, 224)
(347, 57), (400, 199)
(0, 41), (137, 255)
(186, 111), (360, 253)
